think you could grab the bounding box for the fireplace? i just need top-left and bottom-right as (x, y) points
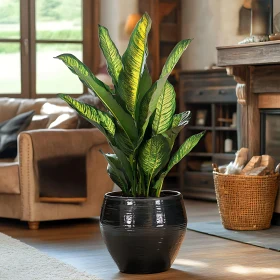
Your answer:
(260, 109), (280, 164)
(217, 41), (280, 224)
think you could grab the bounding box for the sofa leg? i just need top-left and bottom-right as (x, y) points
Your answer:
(28, 221), (40, 230)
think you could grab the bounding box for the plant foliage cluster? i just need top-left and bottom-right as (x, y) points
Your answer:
(57, 13), (204, 197)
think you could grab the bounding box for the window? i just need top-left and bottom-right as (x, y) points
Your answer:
(0, 0), (99, 98)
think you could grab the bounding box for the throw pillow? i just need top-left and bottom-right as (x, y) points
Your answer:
(48, 114), (78, 129)
(0, 111), (35, 158)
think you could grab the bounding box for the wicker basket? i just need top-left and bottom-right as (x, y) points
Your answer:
(213, 172), (279, 230)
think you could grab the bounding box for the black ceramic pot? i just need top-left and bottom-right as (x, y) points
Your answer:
(99, 190), (187, 274)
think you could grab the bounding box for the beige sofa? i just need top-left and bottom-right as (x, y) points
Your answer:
(0, 98), (113, 229)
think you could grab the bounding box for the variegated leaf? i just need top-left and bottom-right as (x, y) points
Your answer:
(137, 40), (192, 143)
(138, 134), (170, 190)
(153, 131), (205, 196)
(162, 111), (192, 148)
(171, 111), (189, 127)
(160, 39), (192, 78)
(55, 54), (138, 144)
(137, 76), (168, 144)
(167, 131), (205, 173)
(118, 13), (151, 118)
(58, 94), (115, 137)
(137, 62), (151, 97)
(136, 65), (152, 118)
(152, 81), (176, 135)
(98, 25), (122, 87)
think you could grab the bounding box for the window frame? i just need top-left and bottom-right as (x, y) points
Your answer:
(0, 0), (100, 99)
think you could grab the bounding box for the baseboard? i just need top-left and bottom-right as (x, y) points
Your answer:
(39, 197), (87, 203)
(271, 212), (280, 226)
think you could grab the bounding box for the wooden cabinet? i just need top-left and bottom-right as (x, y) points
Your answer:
(138, 0), (181, 81)
(177, 69), (238, 200)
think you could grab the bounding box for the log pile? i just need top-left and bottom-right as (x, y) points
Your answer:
(213, 148), (279, 176)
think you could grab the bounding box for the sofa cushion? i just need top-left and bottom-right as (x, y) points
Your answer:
(26, 115), (50, 131)
(48, 114), (78, 129)
(40, 102), (76, 127)
(40, 102), (75, 116)
(0, 97), (68, 123)
(0, 162), (20, 194)
(0, 111), (34, 158)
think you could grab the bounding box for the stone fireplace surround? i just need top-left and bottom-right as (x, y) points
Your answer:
(217, 40), (280, 223)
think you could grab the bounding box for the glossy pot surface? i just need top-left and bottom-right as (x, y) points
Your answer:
(99, 190), (187, 274)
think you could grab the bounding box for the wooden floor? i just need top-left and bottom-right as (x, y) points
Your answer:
(0, 200), (279, 280)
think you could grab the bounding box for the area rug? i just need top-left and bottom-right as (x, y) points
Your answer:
(0, 233), (101, 280)
(188, 221), (280, 252)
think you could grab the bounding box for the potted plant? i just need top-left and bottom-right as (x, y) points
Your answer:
(57, 13), (204, 274)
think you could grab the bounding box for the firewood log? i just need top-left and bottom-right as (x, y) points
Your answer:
(241, 156), (262, 174)
(260, 155), (275, 173)
(245, 166), (267, 176)
(233, 148), (249, 167)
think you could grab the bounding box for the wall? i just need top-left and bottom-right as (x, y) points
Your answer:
(181, 0), (244, 70)
(181, 0), (280, 70)
(100, 0), (138, 65)
(100, 0), (280, 70)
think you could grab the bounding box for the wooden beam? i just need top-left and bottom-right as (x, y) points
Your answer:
(159, 2), (177, 22)
(258, 93), (280, 108)
(247, 67), (260, 157)
(217, 41), (280, 67)
(251, 65), (280, 93)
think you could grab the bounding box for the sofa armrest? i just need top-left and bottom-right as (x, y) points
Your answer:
(20, 129), (107, 155)
(18, 129), (108, 220)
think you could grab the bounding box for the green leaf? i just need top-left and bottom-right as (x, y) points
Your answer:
(153, 131), (205, 196)
(137, 165), (146, 196)
(118, 13), (151, 118)
(162, 111), (192, 148)
(176, 111), (192, 126)
(55, 54), (138, 144)
(114, 125), (135, 156)
(136, 65), (152, 120)
(160, 39), (192, 78)
(98, 25), (122, 87)
(110, 145), (133, 186)
(171, 111), (189, 127)
(137, 75), (168, 144)
(152, 81), (176, 135)
(138, 134), (170, 193)
(101, 152), (128, 193)
(167, 131), (205, 172)
(58, 94), (115, 138)
(137, 40), (192, 143)
(153, 176), (165, 196)
(138, 65), (152, 102)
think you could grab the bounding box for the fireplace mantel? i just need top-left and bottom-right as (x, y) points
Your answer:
(217, 41), (280, 67)
(217, 41), (280, 155)
(217, 41), (280, 220)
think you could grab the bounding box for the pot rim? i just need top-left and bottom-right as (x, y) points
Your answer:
(104, 190), (182, 200)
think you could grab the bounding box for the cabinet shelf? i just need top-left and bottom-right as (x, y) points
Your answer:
(188, 126), (212, 130)
(179, 69), (238, 200)
(139, 0), (181, 81)
(215, 126), (237, 131)
(188, 152), (214, 157)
